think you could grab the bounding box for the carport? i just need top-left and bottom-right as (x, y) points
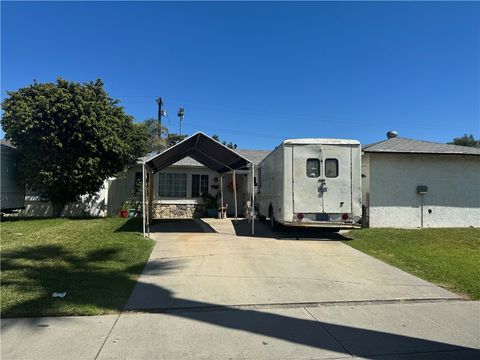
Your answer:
(141, 132), (255, 237)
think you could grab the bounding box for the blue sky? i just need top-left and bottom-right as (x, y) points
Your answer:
(2, 1), (479, 150)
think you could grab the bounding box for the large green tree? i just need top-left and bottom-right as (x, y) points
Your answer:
(448, 134), (480, 148)
(1, 78), (149, 216)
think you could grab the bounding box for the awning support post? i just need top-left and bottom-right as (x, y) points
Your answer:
(220, 174), (224, 219)
(251, 163), (255, 236)
(142, 162), (146, 237)
(233, 170), (237, 224)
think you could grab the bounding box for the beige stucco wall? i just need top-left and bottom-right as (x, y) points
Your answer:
(364, 153), (480, 228)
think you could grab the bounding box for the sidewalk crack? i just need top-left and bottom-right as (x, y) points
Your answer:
(304, 307), (353, 358)
(93, 313), (121, 360)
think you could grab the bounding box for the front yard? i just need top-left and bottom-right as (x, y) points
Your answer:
(344, 228), (480, 300)
(1, 218), (154, 317)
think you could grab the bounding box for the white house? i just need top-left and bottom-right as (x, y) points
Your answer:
(108, 149), (270, 219)
(362, 135), (480, 228)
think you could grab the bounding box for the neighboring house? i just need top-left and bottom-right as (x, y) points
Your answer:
(1, 139), (25, 212)
(362, 135), (480, 228)
(108, 149), (270, 219)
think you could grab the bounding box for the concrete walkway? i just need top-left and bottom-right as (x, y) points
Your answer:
(2, 221), (479, 359)
(2, 301), (479, 359)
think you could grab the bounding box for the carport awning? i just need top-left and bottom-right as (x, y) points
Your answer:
(145, 132), (252, 173)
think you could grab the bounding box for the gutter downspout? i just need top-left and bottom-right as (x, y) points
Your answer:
(142, 162), (146, 237)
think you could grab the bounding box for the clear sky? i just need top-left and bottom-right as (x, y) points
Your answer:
(2, 1), (479, 150)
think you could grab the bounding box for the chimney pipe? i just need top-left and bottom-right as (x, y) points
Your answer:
(387, 131), (398, 139)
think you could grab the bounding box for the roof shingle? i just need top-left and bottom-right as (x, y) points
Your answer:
(363, 137), (480, 156)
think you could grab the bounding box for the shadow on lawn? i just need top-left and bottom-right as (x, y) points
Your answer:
(0, 243), (179, 319)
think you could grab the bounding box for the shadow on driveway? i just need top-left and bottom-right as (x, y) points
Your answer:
(232, 218), (351, 241)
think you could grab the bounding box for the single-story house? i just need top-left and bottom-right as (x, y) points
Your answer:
(362, 135), (480, 228)
(107, 148), (270, 219)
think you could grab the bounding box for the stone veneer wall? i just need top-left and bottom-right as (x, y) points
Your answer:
(152, 203), (205, 219)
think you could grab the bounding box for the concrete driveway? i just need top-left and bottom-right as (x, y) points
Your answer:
(126, 219), (458, 311)
(2, 219), (479, 360)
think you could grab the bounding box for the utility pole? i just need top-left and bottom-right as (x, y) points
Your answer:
(156, 97), (165, 138)
(177, 107), (185, 136)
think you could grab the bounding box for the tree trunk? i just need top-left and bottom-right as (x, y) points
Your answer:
(51, 202), (66, 218)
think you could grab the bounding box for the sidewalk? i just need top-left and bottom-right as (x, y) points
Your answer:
(2, 300), (479, 359)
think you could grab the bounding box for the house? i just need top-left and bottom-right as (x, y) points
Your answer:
(108, 148), (270, 219)
(1, 139), (25, 212)
(362, 134), (480, 228)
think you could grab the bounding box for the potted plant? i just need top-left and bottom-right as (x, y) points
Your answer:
(120, 203), (129, 218)
(201, 192), (218, 218)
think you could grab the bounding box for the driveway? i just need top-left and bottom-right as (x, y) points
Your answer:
(126, 219), (458, 311)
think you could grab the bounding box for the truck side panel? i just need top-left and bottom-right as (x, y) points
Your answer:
(258, 145), (284, 220)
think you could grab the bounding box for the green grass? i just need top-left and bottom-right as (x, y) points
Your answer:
(1, 217), (154, 317)
(344, 228), (480, 300)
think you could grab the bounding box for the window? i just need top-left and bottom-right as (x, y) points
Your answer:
(158, 173), (187, 197)
(192, 174), (209, 197)
(325, 159), (339, 178)
(306, 159), (320, 178)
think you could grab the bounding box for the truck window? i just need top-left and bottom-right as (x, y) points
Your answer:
(306, 159), (320, 178)
(325, 159), (338, 178)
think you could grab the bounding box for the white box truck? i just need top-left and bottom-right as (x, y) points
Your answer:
(257, 138), (362, 230)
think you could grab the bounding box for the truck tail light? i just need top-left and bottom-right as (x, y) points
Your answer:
(297, 213), (304, 220)
(342, 213), (349, 220)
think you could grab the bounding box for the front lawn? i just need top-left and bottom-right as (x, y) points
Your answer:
(344, 228), (480, 300)
(1, 217), (154, 317)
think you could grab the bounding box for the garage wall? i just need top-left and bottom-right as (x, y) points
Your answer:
(366, 153), (480, 228)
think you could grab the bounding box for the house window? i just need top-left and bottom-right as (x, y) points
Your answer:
(191, 174), (209, 197)
(158, 173), (187, 197)
(325, 159), (339, 178)
(306, 159), (320, 178)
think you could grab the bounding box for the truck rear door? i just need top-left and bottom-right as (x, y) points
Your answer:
(292, 145), (324, 213)
(321, 145), (352, 214)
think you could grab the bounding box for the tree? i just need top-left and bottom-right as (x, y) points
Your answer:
(142, 117), (169, 153)
(212, 134), (237, 149)
(448, 134), (480, 148)
(1, 78), (149, 216)
(166, 133), (187, 147)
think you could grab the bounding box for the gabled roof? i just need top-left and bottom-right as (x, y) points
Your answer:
(363, 137), (480, 156)
(145, 132), (253, 173)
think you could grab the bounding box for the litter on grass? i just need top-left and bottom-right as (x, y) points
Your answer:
(52, 292), (66, 298)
